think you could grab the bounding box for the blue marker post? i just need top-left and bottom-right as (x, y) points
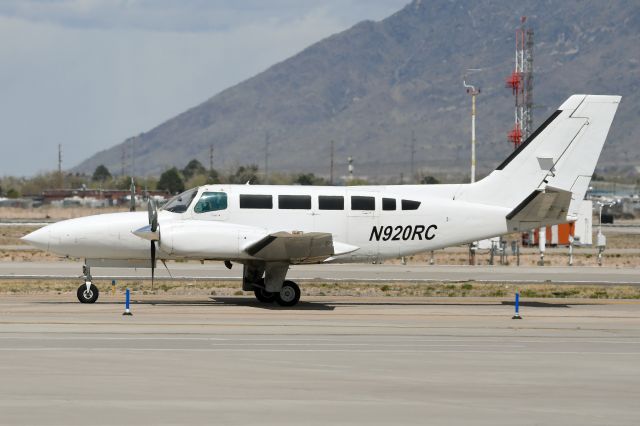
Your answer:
(512, 291), (522, 319)
(123, 288), (133, 316)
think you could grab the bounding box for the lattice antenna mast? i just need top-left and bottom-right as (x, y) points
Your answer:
(505, 16), (534, 149)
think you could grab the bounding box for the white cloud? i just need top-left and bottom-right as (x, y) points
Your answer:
(0, 0), (408, 176)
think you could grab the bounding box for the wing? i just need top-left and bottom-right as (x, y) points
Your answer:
(244, 231), (359, 264)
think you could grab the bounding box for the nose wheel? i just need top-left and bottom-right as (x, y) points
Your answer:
(77, 264), (99, 303)
(77, 283), (99, 303)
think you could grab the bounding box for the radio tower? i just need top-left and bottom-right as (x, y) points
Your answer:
(505, 16), (534, 149)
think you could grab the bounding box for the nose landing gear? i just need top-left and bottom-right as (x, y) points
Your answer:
(77, 264), (99, 303)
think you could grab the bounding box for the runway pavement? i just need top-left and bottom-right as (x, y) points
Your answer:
(0, 295), (639, 425)
(1, 260), (639, 285)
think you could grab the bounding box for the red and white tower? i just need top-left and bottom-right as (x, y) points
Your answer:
(505, 17), (534, 149)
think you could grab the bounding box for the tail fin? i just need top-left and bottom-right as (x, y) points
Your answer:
(456, 94), (621, 223)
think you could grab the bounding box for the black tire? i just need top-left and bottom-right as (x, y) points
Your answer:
(254, 287), (276, 303)
(77, 283), (99, 304)
(275, 281), (300, 307)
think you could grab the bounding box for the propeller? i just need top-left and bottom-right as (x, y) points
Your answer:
(147, 198), (158, 290)
(132, 199), (161, 291)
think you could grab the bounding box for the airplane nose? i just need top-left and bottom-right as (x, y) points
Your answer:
(21, 227), (50, 251)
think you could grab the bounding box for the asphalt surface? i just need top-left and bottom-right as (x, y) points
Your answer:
(1, 260), (639, 285)
(0, 295), (639, 425)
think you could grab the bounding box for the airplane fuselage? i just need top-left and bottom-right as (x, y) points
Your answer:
(28, 183), (510, 263)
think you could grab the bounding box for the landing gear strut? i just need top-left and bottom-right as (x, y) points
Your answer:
(77, 264), (99, 303)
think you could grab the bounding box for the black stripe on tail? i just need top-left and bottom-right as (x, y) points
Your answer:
(495, 110), (562, 171)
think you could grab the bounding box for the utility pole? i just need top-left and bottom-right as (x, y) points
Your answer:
(329, 140), (335, 185)
(131, 137), (135, 179)
(121, 146), (126, 177)
(347, 156), (353, 182)
(129, 177), (136, 212)
(264, 132), (270, 184)
(209, 144), (214, 174)
(57, 144), (63, 189)
(410, 130), (416, 183)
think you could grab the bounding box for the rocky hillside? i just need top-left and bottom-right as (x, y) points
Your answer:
(73, 0), (640, 180)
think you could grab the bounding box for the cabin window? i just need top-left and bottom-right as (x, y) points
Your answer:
(240, 194), (273, 209)
(351, 196), (375, 211)
(161, 188), (198, 213)
(401, 199), (421, 210)
(279, 195), (311, 210)
(194, 192), (227, 213)
(382, 198), (396, 211)
(318, 195), (344, 210)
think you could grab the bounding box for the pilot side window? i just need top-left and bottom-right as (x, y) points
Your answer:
(279, 195), (311, 210)
(318, 195), (344, 210)
(194, 192), (228, 213)
(382, 198), (396, 211)
(351, 196), (375, 211)
(240, 194), (273, 209)
(401, 200), (421, 210)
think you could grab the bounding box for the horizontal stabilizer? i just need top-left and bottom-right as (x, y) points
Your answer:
(506, 186), (573, 230)
(245, 231), (357, 264)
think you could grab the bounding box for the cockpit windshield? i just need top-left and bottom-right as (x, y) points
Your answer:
(160, 188), (198, 213)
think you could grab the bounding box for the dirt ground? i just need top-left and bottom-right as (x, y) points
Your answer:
(1, 278), (639, 300)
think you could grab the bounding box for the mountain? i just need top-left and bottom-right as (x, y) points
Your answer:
(73, 0), (640, 181)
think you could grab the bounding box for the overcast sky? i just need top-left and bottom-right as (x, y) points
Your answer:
(0, 0), (408, 177)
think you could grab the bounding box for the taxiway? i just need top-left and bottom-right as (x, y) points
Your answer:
(0, 261), (639, 285)
(0, 295), (639, 425)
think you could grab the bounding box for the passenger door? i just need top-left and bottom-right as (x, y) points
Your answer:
(346, 192), (379, 261)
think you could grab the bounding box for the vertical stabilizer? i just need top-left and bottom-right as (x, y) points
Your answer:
(456, 94), (621, 221)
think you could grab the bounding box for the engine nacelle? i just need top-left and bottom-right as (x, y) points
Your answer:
(158, 220), (263, 259)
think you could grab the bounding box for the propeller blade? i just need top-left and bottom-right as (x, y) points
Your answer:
(147, 198), (159, 291)
(148, 198), (158, 233)
(151, 240), (156, 291)
(161, 259), (173, 278)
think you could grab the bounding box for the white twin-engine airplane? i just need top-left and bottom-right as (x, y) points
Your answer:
(23, 95), (620, 306)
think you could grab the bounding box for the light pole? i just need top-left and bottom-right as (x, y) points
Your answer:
(463, 69), (482, 183)
(464, 69), (481, 264)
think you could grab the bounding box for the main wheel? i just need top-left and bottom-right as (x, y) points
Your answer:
(77, 283), (99, 303)
(254, 287), (276, 303)
(276, 281), (300, 307)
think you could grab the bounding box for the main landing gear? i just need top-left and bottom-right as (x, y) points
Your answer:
(252, 279), (301, 306)
(77, 264), (99, 304)
(275, 281), (301, 307)
(244, 264), (301, 307)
